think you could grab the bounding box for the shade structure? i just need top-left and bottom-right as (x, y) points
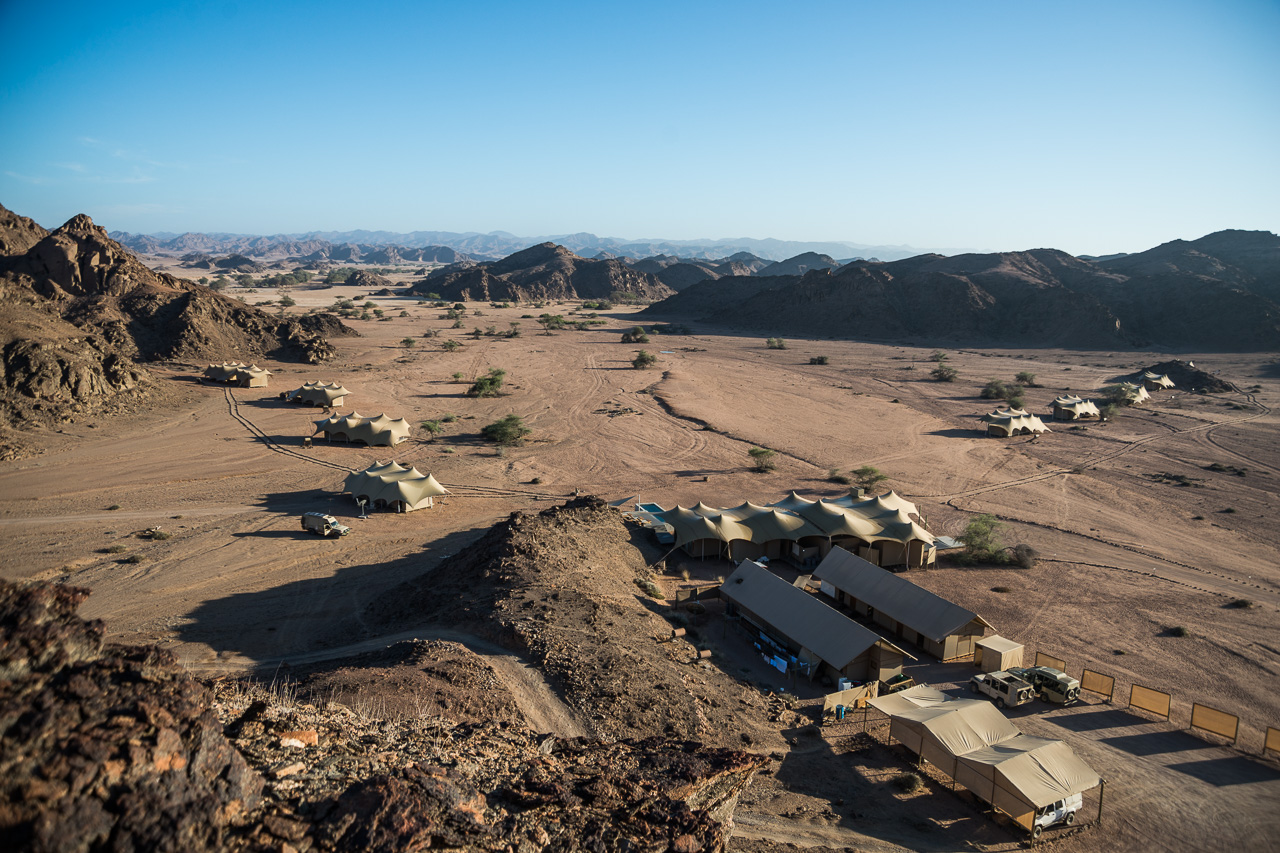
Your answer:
(867, 684), (954, 716)
(343, 461), (448, 511)
(1050, 396), (1100, 420)
(285, 381), (351, 407)
(204, 362), (272, 387)
(981, 408), (1050, 437)
(955, 736), (1102, 818)
(314, 411), (411, 446)
(889, 699), (1022, 776)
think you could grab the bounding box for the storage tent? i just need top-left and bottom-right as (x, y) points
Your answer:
(722, 560), (908, 683)
(343, 461), (448, 511)
(1139, 371), (1175, 390)
(1050, 396), (1100, 421)
(976, 635), (1024, 671)
(313, 412), (411, 446)
(285, 381), (351, 407)
(204, 362), (272, 387)
(814, 547), (992, 660)
(981, 408), (1050, 437)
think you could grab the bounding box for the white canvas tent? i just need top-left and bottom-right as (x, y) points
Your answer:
(314, 412), (411, 446)
(343, 461), (448, 512)
(285, 381), (351, 407)
(1139, 371), (1175, 390)
(1116, 382), (1151, 404)
(976, 635), (1024, 671)
(1050, 396), (1100, 421)
(204, 362), (272, 387)
(981, 408), (1050, 437)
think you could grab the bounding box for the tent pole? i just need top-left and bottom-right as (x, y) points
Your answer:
(1097, 779), (1105, 825)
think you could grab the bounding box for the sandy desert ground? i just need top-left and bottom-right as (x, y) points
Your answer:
(2, 269), (1278, 851)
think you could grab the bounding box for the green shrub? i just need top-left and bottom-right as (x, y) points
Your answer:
(893, 772), (924, 793)
(748, 447), (776, 472)
(442, 340), (461, 352)
(809, 356), (829, 365)
(930, 365), (957, 382)
(106, 504), (121, 511)
(621, 326), (649, 344)
(766, 337), (787, 349)
(467, 368), (506, 397)
(1015, 371), (1038, 387)
(420, 420), (443, 438)
(632, 350), (658, 369)
(1168, 626), (1189, 637)
(634, 578), (664, 599)
(481, 414), (530, 446)
(852, 465), (887, 491)
(101, 545), (127, 554)
(400, 337), (416, 348)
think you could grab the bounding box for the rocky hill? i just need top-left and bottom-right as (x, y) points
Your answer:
(756, 252), (840, 277)
(644, 237), (1280, 350)
(0, 577), (765, 853)
(407, 243), (673, 303)
(0, 205), (352, 427)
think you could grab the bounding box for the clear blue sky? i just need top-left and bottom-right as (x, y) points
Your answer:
(2, 0), (1277, 255)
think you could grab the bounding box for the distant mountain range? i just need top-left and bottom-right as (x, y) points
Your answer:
(109, 228), (963, 263)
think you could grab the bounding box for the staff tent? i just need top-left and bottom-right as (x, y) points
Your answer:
(814, 547), (992, 659)
(1050, 396), (1100, 421)
(343, 461), (448, 511)
(204, 362), (272, 387)
(981, 408), (1050, 437)
(285, 381), (351, 407)
(314, 412), (411, 446)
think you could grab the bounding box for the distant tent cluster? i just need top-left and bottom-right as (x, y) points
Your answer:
(1049, 396), (1100, 421)
(869, 685), (1102, 834)
(980, 407), (1050, 437)
(284, 381), (351, 407)
(203, 362), (271, 388)
(314, 412), (411, 446)
(647, 491), (935, 568)
(343, 461), (448, 512)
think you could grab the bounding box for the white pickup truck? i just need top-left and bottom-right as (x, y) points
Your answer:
(968, 670), (1036, 708)
(1033, 792), (1083, 838)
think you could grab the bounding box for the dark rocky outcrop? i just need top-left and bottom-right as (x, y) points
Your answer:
(346, 269), (393, 289)
(0, 204), (49, 257)
(755, 251), (839, 277)
(407, 243), (672, 303)
(213, 254), (264, 273)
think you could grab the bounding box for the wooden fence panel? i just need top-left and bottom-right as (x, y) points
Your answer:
(1190, 703), (1239, 744)
(1035, 651), (1067, 671)
(1130, 684), (1172, 720)
(1265, 727), (1280, 757)
(1081, 669), (1114, 701)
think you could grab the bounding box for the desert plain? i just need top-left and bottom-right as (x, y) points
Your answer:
(2, 266), (1279, 852)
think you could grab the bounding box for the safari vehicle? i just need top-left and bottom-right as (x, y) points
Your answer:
(1032, 792), (1082, 838)
(968, 670), (1036, 708)
(881, 672), (916, 694)
(301, 512), (351, 538)
(1010, 665), (1081, 704)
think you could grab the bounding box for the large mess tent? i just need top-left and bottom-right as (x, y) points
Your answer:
(203, 362), (272, 387)
(868, 688), (1103, 834)
(1049, 396), (1100, 421)
(722, 559), (908, 683)
(343, 461), (448, 511)
(981, 408), (1050, 437)
(814, 547), (992, 660)
(285, 381), (351, 407)
(651, 491), (936, 568)
(314, 412), (411, 446)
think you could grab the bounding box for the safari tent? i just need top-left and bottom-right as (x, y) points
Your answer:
(343, 461), (448, 512)
(1116, 382), (1151, 404)
(813, 547), (992, 660)
(722, 559), (909, 683)
(203, 362), (272, 388)
(981, 408), (1050, 437)
(975, 635), (1024, 672)
(285, 381), (351, 407)
(313, 412), (411, 446)
(1139, 371), (1175, 391)
(1049, 396), (1100, 421)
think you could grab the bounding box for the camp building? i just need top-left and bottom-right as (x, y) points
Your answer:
(203, 362), (271, 387)
(722, 559), (908, 684)
(1049, 395), (1100, 421)
(343, 461), (448, 512)
(650, 491), (936, 568)
(285, 381), (351, 407)
(313, 412), (410, 446)
(980, 407), (1050, 437)
(813, 546), (992, 660)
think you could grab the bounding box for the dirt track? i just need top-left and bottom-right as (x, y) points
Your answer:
(2, 279), (1278, 851)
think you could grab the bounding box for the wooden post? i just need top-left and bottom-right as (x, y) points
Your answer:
(1097, 778), (1105, 825)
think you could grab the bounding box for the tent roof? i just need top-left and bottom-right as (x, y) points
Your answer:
(722, 560), (906, 669)
(653, 506), (725, 548)
(814, 547), (991, 642)
(343, 463), (448, 508)
(769, 491), (817, 512)
(894, 699), (1022, 755)
(958, 736), (1102, 808)
(867, 684), (954, 716)
(976, 635), (1024, 655)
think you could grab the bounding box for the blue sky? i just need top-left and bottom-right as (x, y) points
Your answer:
(2, 0), (1277, 255)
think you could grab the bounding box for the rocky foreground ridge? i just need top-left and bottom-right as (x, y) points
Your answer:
(0, 204), (353, 429)
(0, 577), (766, 852)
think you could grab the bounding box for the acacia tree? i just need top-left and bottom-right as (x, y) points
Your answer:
(748, 447), (777, 472)
(482, 414), (530, 446)
(467, 368), (506, 397)
(632, 350), (657, 369)
(852, 465), (888, 493)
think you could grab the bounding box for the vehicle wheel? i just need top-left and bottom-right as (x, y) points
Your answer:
(969, 682), (979, 693)
(1065, 811), (1075, 825)
(997, 698), (1006, 709)
(1032, 825), (1043, 839)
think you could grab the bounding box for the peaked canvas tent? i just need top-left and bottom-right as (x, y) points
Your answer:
(722, 560), (909, 683)
(204, 362), (272, 387)
(343, 461), (448, 511)
(313, 412), (411, 446)
(1049, 396), (1100, 421)
(1115, 382), (1151, 404)
(285, 381), (351, 407)
(981, 408), (1050, 437)
(1139, 371), (1175, 390)
(814, 547), (992, 660)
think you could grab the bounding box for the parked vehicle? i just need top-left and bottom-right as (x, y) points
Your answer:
(968, 670), (1036, 708)
(1032, 792), (1082, 838)
(881, 673), (916, 694)
(1010, 665), (1081, 704)
(301, 512), (351, 538)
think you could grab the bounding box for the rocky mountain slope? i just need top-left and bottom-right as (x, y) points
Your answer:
(406, 243), (673, 303)
(644, 237), (1280, 350)
(755, 252), (839, 277)
(0, 205), (352, 427)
